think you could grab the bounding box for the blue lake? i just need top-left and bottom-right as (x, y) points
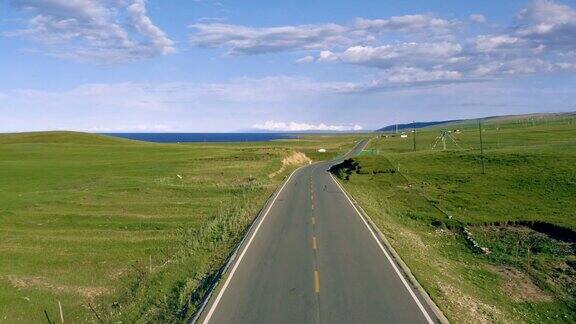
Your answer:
(104, 133), (296, 143)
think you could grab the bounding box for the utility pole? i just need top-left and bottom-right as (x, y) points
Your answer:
(478, 118), (485, 174)
(412, 121), (416, 151)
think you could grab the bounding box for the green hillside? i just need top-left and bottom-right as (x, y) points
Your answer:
(337, 113), (576, 323)
(0, 132), (361, 323)
(0, 131), (134, 145)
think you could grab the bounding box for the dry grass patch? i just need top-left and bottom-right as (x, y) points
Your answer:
(491, 266), (554, 303)
(268, 151), (311, 178)
(7, 275), (112, 299)
(437, 281), (503, 323)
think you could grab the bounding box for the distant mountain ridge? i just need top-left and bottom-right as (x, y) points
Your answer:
(377, 120), (462, 132)
(376, 111), (576, 132)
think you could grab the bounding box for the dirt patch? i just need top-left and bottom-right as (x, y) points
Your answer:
(6, 275), (112, 299)
(473, 221), (576, 243)
(437, 281), (502, 323)
(394, 228), (427, 253)
(490, 265), (554, 303)
(268, 152), (311, 178)
(108, 266), (129, 280)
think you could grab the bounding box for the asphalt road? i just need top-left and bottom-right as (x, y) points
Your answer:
(197, 140), (437, 324)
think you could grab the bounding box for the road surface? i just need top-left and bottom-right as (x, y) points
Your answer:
(197, 140), (437, 323)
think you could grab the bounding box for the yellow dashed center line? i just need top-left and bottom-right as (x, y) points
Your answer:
(311, 183), (319, 295)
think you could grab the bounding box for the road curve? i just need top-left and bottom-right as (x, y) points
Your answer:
(197, 140), (438, 324)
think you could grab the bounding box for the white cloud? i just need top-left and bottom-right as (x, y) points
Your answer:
(296, 55), (315, 63)
(464, 0), (576, 77)
(470, 57), (576, 77)
(474, 1), (576, 54)
(189, 14), (457, 55)
(518, 0), (576, 25)
(353, 15), (457, 34)
(515, 0), (576, 51)
(190, 22), (351, 55)
(252, 121), (363, 132)
(6, 0), (175, 63)
(319, 42), (463, 69)
(475, 35), (520, 52)
(187, 0), (576, 86)
(469, 14), (486, 23)
(383, 67), (462, 83)
(5, 0), (576, 89)
(313, 42), (474, 89)
(314, 1), (576, 83)
(126, 0), (175, 56)
(196, 17), (227, 23)
(0, 77), (374, 132)
(6, 75), (486, 132)
(318, 50), (337, 61)
(3, 78), (574, 133)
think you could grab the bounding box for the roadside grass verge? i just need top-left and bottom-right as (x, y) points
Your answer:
(335, 115), (576, 322)
(0, 132), (362, 322)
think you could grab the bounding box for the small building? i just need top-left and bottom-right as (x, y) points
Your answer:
(400, 133), (408, 138)
(318, 148), (326, 153)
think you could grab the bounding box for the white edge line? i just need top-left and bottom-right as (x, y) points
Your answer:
(201, 166), (303, 324)
(329, 173), (435, 324)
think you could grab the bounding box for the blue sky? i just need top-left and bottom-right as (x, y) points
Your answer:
(1, 0), (575, 132)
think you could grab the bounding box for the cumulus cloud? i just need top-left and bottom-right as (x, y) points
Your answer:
(187, 0), (576, 87)
(465, 0), (576, 76)
(126, 0), (175, 56)
(316, 1), (576, 82)
(469, 14), (486, 23)
(6, 0), (175, 63)
(515, 0), (576, 51)
(252, 121), (363, 132)
(474, 35), (520, 52)
(474, 0), (576, 54)
(189, 14), (457, 55)
(5, 0), (576, 87)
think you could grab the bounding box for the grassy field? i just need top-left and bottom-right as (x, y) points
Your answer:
(334, 114), (576, 323)
(0, 131), (361, 323)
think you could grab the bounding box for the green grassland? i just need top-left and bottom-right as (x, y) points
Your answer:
(0, 131), (361, 323)
(335, 114), (576, 323)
